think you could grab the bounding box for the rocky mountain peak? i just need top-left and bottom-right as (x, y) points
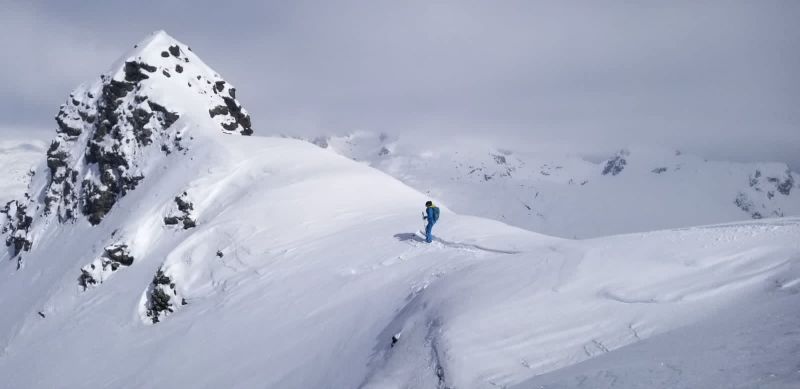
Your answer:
(3, 31), (255, 260)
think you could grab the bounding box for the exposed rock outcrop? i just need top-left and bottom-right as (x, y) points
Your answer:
(164, 192), (196, 229)
(734, 192), (763, 219)
(78, 243), (135, 290)
(143, 268), (185, 324)
(774, 170), (795, 196)
(602, 150), (629, 176)
(651, 167), (668, 174)
(1, 200), (33, 257)
(208, 91), (254, 136)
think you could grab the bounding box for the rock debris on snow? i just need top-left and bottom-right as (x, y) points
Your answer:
(144, 268), (182, 324)
(163, 191), (196, 229)
(78, 242), (135, 290)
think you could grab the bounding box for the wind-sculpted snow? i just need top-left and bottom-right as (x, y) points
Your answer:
(360, 221), (800, 388)
(0, 124), (798, 387)
(0, 32), (799, 389)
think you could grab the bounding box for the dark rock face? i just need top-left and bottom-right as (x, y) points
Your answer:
(602, 151), (628, 176)
(182, 218), (197, 229)
(43, 61), (183, 227)
(736, 168), (796, 218)
(1, 200), (33, 257)
(223, 97), (251, 129)
(55, 114), (82, 137)
(147, 101), (180, 129)
(208, 95), (254, 136)
(104, 244), (134, 266)
(748, 169), (794, 196)
(82, 180), (118, 225)
(123, 61), (156, 82)
(749, 170), (762, 188)
(734, 192), (763, 219)
(44, 141), (79, 221)
(78, 269), (97, 290)
(164, 192), (196, 229)
(391, 334), (400, 347)
(651, 167), (668, 174)
(776, 171), (794, 196)
(175, 195), (193, 212)
(208, 105), (229, 118)
(78, 243), (135, 290)
(144, 269), (182, 323)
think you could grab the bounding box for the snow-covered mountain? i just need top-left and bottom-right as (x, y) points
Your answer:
(1, 32), (799, 389)
(309, 131), (800, 238)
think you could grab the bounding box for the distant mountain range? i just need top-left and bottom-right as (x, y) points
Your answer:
(307, 131), (800, 238)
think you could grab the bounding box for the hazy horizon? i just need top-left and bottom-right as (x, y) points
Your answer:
(1, 1), (797, 169)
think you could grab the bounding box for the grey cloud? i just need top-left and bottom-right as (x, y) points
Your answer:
(0, 0), (797, 168)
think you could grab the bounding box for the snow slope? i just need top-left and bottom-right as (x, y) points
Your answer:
(1, 32), (799, 388)
(310, 132), (800, 239)
(514, 286), (800, 389)
(0, 137), (46, 204)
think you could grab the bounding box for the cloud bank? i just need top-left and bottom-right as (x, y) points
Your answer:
(0, 0), (797, 167)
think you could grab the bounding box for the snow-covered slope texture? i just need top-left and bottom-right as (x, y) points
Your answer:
(310, 132), (800, 239)
(1, 32), (799, 389)
(0, 137), (46, 205)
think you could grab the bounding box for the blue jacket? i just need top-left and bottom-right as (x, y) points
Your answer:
(426, 206), (440, 224)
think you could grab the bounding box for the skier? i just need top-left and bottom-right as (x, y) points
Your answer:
(423, 201), (440, 243)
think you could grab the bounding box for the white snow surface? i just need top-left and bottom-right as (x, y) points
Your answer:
(311, 132), (800, 239)
(0, 137), (46, 205)
(1, 32), (799, 389)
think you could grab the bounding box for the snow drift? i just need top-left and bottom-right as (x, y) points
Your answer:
(1, 31), (799, 389)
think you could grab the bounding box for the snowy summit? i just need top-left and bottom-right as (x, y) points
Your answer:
(0, 31), (799, 389)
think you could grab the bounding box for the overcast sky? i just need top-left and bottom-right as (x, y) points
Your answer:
(1, 0), (798, 168)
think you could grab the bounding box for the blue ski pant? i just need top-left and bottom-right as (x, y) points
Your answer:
(425, 222), (434, 243)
